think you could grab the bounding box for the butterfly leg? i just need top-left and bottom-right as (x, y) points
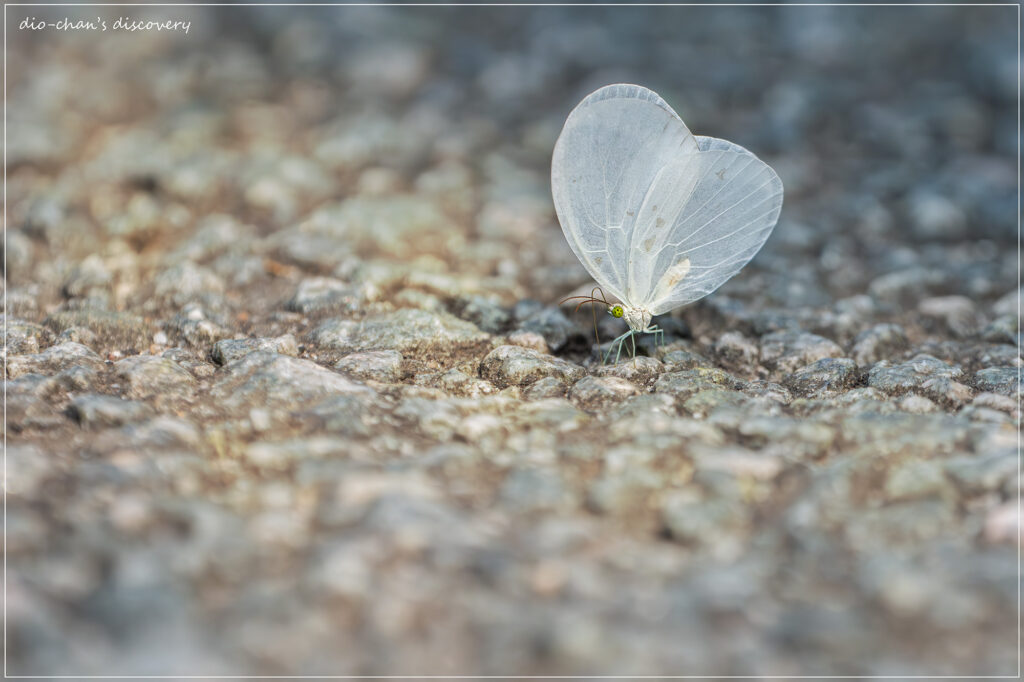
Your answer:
(616, 330), (635, 365)
(603, 330), (632, 365)
(647, 325), (664, 347)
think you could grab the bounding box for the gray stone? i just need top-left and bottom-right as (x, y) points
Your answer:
(981, 315), (1018, 345)
(568, 375), (640, 411)
(850, 324), (909, 366)
(738, 416), (835, 458)
(166, 304), (231, 348)
(479, 345), (585, 388)
(8, 375), (65, 431)
(944, 451), (1018, 495)
(243, 436), (352, 471)
(522, 376), (567, 400)
(992, 288), (1020, 318)
(741, 380), (793, 405)
(609, 393), (679, 420)
(713, 331), (760, 370)
(689, 443), (784, 480)
(1, 318), (51, 355)
(7, 342), (104, 379)
(211, 351), (373, 413)
(298, 196), (453, 261)
(586, 469), (662, 516)
(55, 326), (99, 347)
(919, 295), (982, 338)
(454, 295), (511, 334)
(783, 358), (859, 397)
(418, 368), (497, 398)
(392, 288), (445, 311)
(169, 213), (249, 263)
(447, 369), (499, 398)
(868, 354), (963, 396)
(970, 392), (1018, 416)
(975, 343), (1021, 369)
(309, 309), (489, 360)
(884, 458), (951, 501)
(114, 354), (197, 401)
(918, 376), (974, 409)
(907, 191), (967, 240)
(294, 394), (386, 439)
(506, 330), (549, 353)
(161, 348), (216, 379)
(334, 350), (404, 383)
(974, 367), (1020, 397)
(153, 262), (225, 306)
(67, 394), (153, 429)
(662, 494), (746, 546)
(393, 397), (462, 441)
(682, 388), (748, 417)
(760, 330), (843, 373)
(659, 347), (712, 371)
(868, 267), (948, 306)
(43, 309), (151, 351)
(271, 229), (354, 272)
(62, 254), (112, 298)
(897, 395), (938, 414)
(592, 356), (664, 388)
(212, 335), (299, 366)
(286, 277), (367, 315)
(499, 469), (572, 512)
(516, 306), (576, 352)
(511, 398), (590, 433)
(654, 368), (742, 401)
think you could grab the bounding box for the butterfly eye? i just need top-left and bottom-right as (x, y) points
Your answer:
(610, 305), (624, 318)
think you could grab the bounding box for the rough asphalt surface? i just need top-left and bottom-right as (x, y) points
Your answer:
(6, 5), (1019, 676)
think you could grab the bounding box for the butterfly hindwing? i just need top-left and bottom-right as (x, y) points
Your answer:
(640, 137), (783, 314)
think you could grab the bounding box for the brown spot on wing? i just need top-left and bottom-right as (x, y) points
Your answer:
(662, 257), (691, 289)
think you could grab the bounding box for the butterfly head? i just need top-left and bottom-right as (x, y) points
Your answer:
(609, 305), (624, 319)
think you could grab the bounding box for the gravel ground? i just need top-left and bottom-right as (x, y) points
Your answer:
(6, 5), (1019, 676)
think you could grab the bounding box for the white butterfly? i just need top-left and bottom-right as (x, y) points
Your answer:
(552, 83), (784, 362)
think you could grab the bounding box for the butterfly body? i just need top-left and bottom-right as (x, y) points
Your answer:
(621, 306), (652, 334)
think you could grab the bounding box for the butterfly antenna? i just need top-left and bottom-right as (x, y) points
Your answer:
(559, 294), (604, 315)
(558, 288), (611, 357)
(560, 294), (599, 306)
(588, 286), (607, 350)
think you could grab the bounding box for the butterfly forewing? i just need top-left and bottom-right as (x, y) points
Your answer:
(552, 84), (699, 303)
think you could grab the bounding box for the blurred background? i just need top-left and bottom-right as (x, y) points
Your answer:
(6, 3), (1019, 677)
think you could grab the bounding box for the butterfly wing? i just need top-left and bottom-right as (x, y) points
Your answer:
(633, 135), (783, 315)
(551, 84), (700, 304)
